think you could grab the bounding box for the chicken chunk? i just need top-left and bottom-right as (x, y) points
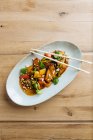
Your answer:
(45, 64), (56, 83)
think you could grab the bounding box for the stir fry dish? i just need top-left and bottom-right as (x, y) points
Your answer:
(19, 50), (69, 95)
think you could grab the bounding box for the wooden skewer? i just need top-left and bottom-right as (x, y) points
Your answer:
(30, 50), (90, 74)
(32, 49), (93, 64)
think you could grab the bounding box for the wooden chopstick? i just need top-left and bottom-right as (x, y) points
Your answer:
(32, 49), (93, 64)
(30, 50), (90, 74)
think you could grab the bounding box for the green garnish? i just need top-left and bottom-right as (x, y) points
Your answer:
(39, 61), (45, 69)
(32, 82), (42, 94)
(32, 81), (40, 90)
(53, 55), (58, 59)
(53, 51), (62, 60)
(57, 57), (61, 61)
(53, 77), (59, 85)
(20, 67), (27, 75)
(33, 83), (38, 89)
(36, 89), (42, 94)
(55, 51), (60, 54)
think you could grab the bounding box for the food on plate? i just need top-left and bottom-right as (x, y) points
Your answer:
(19, 50), (69, 96)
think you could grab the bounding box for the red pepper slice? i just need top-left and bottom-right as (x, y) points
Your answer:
(20, 74), (30, 79)
(44, 53), (52, 58)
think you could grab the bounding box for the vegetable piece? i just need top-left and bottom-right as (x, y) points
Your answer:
(53, 51), (60, 59)
(33, 67), (37, 74)
(36, 89), (42, 94)
(41, 58), (51, 63)
(53, 56), (61, 60)
(44, 53), (51, 58)
(32, 80), (40, 89)
(55, 51), (60, 54)
(27, 66), (33, 73)
(33, 83), (38, 89)
(53, 55), (58, 59)
(31, 80), (36, 85)
(20, 74), (29, 79)
(20, 67), (27, 74)
(53, 77), (59, 85)
(39, 61), (45, 69)
(34, 69), (46, 78)
(39, 69), (46, 75)
(41, 58), (52, 68)
(34, 71), (41, 78)
(41, 57), (47, 62)
(53, 51), (62, 60)
(32, 81), (41, 94)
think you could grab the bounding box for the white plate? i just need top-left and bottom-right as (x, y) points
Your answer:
(6, 41), (82, 106)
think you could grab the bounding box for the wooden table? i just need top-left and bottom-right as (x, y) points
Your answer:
(0, 0), (93, 139)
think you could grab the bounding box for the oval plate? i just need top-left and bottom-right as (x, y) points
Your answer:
(6, 41), (82, 106)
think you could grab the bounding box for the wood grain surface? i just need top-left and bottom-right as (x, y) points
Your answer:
(0, 0), (93, 140)
(0, 123), (93, 140)
(0, 55), (92, 121)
